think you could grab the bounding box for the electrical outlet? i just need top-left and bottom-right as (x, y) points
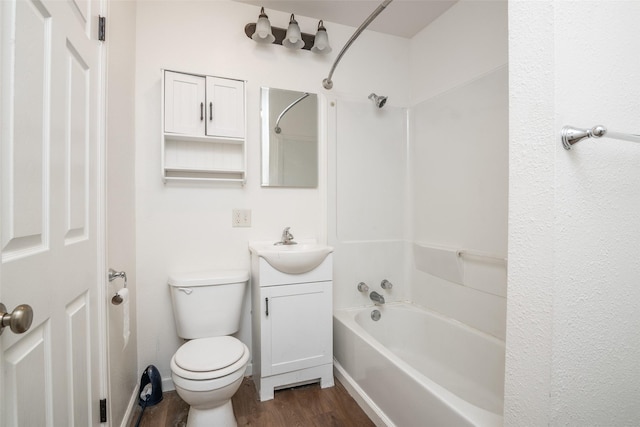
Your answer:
(232, 209), (251, 227)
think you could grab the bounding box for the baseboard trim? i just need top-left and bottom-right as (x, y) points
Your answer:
(120, 385), (138, 427)
(162, 376), (175, 392)
(333, 359), (394, 427)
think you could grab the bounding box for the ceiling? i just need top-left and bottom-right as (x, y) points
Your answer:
(233, 1), (458, 39)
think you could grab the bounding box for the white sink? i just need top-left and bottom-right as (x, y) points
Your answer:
(249, 241), (334, 274)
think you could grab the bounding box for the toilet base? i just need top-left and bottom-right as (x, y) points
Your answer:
(186, 400), (237, 427)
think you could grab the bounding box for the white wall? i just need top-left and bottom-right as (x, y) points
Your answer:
(507, 1), (640, 425)
(134, 0), (410, 385)
(409, 0), (508, 106)
(106, 1), (138, 424)
(408, 1), (508, 339)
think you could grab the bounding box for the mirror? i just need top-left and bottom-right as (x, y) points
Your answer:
(261, 87), (318, 187)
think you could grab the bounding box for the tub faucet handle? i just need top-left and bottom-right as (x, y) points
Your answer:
(357, 282), (369, 292)
(381, 279), (393, 290)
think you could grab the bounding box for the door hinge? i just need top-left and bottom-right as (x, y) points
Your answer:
(98, 16), (106, 41)
(99, 398), (107, 423)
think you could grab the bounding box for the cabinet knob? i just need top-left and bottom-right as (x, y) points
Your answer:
(209, 102), (213, 121)
(200, 102), (204, 121)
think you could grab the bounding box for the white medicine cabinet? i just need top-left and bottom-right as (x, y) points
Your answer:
(161, 70), (246, 183)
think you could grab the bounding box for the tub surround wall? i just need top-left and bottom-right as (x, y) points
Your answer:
(409, 68), (508, 339)
(134, 0), (409, 387)
(409, 1), (508, 106)
(329, 5), (509, 423)
(508, 1), (640, 424)
(328, 99), (410, 310)
(327, 1), (508, 335)
(408, 1), (508, 339)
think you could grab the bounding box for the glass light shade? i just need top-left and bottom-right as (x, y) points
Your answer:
(311, 22), (331, 54)
(282, 14), (304, 49)
(252, 8), (275, 44)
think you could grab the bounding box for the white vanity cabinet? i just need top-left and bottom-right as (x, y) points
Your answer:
(250, 254), (334, 401)
(161, 70), (246, 183)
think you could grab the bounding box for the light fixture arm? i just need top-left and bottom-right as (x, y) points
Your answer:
(322, 0), (393, 90)
(274, 92), (310, 134)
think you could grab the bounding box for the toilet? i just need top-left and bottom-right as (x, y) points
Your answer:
(168, 269), (250, 427)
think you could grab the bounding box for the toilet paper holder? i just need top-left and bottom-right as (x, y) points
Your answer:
(108, 268), (128, 305)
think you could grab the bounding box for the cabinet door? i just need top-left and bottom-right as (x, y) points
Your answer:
(261, 282), (332, 376)
(205, 77), (245, 139)
(164, 71), (206, 135)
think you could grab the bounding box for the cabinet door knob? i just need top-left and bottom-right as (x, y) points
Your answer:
(265, 297), (269, 317)
(200, 102), (204, 121)
(209, 102), (213, 121)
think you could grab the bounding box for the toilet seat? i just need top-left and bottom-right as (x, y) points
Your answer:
(171, 336), (248, 381)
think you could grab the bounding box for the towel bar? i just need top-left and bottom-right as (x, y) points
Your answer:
(561, 125), (640, 150)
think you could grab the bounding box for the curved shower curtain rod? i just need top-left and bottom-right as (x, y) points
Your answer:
(322, 0), (393, 90)
(274, 92), (310, 134)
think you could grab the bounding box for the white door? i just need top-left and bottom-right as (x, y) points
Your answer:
(0, 0), (105, 424)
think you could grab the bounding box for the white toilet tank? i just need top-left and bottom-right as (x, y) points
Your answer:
(168, 269), (249, 339)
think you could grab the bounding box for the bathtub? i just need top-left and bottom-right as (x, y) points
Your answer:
(333, 302), (504, 427)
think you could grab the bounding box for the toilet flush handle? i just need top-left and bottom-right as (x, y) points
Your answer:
(178, 287), (193, 295)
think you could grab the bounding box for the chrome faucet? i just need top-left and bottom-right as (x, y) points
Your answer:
(275, 227), (297, 245)
(370, 291), (385, 305)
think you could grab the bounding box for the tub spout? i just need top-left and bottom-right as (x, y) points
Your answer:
(370, 291), (385, 305)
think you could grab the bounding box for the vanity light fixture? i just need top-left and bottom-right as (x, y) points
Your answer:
(282, 14), (304, 49)
(245, 7), (330, 53)
(251, 7), (275, 44)
(311, 20), (332, 54)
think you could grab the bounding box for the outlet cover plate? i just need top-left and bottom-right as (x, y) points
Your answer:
(232, 209), (251, 227)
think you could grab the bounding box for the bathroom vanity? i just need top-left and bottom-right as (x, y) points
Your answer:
(249, 242), (334, 401)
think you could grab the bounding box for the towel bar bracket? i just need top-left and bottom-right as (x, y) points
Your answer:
(562, 125), (640, 150)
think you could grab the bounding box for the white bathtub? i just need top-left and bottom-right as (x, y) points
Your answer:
(333, 302), (504, 427)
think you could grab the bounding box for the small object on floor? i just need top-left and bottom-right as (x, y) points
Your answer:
(135, 365), (163, 427)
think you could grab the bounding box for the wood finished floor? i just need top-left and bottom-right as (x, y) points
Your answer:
(128, 377), (375, 427)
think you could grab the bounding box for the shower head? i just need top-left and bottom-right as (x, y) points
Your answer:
(368, 93), (387, 108)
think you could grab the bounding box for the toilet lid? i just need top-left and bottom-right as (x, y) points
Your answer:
(174, 336), (245, 372)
